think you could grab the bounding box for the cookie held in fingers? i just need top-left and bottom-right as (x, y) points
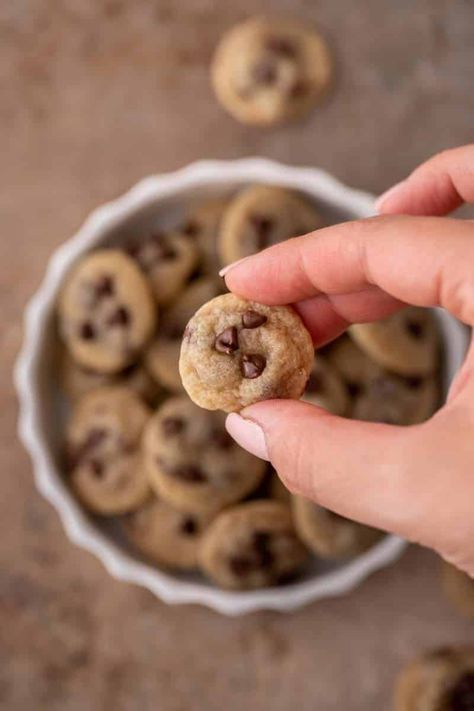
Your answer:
(179, 293), (314, 412)
(127, 231), (198, 306)
(218, 184), (322, 265)
(211, 16), (332, 126)
(123, 495), (214, 570)
(58, 250), (156, 373)
(291, 496), (382, 558)
(199, 501), (308, 590)
(143, 396), (265, 514)
(395, 646), (474, 711)
(145, 277), (221, 393)
(349, 307), (439, 376)
(66, 386), (151, 515)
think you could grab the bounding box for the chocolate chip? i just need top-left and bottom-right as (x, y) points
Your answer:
(290, 80), (308, 98)
(406, 376), (423, 390)
(229, 531), (274, 577)
(212, 429), (233, 450)
(181, 220), (200, 237)
(68, 428), (107, 469)
(155, 242), (177, 260)
(215, 326), (239, 354)
(306, 371), (323, 394)
(90, 459), (104, 478)
(446, 672), (474, 711)
(346, 381), (361, 398)
(229, 556), (254, 577)
(162, 417), (184, 436)
(180, 517), (198, 536)
(252, 60), (277, 85)
(241, 353), (266, 379)
(266, 37), (298, 58)
(173, 464), (206, 483)
(125, 242), (140, 258)
(406, 320), (424, 339)
(80, 321), (96, 340)
(249, 214), (274, 250)
(108, 306), (130, 327)
(252, 532), (274, 568)
(242, 310), (267, 329)
(120, 363), (138, 377)
(95, 275), (114, 299)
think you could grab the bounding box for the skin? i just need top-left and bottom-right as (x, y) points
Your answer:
(223, 144), (474, 577)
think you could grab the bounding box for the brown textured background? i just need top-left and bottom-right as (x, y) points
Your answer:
(1, 1), (473, 709)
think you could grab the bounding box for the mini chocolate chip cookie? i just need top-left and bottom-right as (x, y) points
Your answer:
(442, 562), (474, 620)
(349, 307), (439, 376)
(60, 349), (161, 405)
(325, 334), (385, 400)
(123, 495), (214, 570)
(179, 293), (314, 412)
(145, 278), (221, 392)
(143, 396), (266, 514)
(352, 373), (438, 425)
(127, 231), (198, 306)
(66, 386), (151, 515)
(218, 185), (322, 265)
(302, 356), (349, 415)
(291, 496), (382, 558)
(395, 647), (474, 711)
(58, 250), (156, 374)
(180, 198), (228, 276)
(199, 500), (308, 590)
(211, 17), (332, 126)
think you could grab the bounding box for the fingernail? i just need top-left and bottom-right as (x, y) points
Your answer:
(218, 256), (250, 278)
(374, 180), (407, 213)
(225, 413), (270, 461)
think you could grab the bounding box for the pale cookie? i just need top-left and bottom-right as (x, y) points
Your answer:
(127, 230), (198, 306)
(325, 335), (385, 399)
(218, 184), (322, 265)
(211, 16), (332, 126)
(143, 396), (265, 514)
(66, 386), (150, 515)
(58, 250), (156, 373)
(179, 293), (314, 412)
(302, 356), (349, 415)
(199, 500), (308, 590)
(123, 495), (214, 571)
(180, 198), (228, 276)
(145, 278), (221, 392)
(395, 647), (474, 711)
(291, 496), (382, 558)
(349, 307), (439, 376)
(352, 373), (438, 425)
(60, 349), (161, 405)
(442, 562), (474, 620)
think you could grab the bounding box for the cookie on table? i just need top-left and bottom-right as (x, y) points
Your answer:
(58, 250), (156, 373)
(349, 307), (439, 376)
(143, 396), (266, 514)
(127, 230), (198, 306)
(180, 198), (228, 276)
(211, 16), (332, 126)
(218, 184), (322, 265)
(179, 293), (314, 412)
(66, 386), (150, 515)
(291, 496), (382, 558)
(442, 562), (474, 619)
(353, 372), (438, 425)
(199, 500), (308, 590)
(145, 277), (221, 393)
(60, 349), (161, 405)
(395, 647), (474, 711)
(302, 356), (349, 415)
(123, 495), (214, 571)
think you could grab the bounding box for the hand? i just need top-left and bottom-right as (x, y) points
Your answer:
(222, 144), (474, 576)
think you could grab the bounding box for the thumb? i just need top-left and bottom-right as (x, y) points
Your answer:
(226, 399), (432, 540)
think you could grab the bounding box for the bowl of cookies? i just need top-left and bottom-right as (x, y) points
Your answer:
(15, 158), (468, 614)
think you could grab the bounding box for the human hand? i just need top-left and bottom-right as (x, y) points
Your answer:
(222, 145), (474, 576)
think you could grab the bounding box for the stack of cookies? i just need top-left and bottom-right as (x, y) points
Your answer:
(55, 184), (441, 591)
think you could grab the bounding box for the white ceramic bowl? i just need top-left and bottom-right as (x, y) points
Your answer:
(15, 159), (469, 615)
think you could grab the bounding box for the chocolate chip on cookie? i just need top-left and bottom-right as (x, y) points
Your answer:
(179, 293), (314, 412)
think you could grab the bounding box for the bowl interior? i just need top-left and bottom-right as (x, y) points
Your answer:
(19, 161), (469, 612)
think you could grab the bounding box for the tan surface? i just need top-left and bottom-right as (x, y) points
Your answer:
(1, 1), (473, 709)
